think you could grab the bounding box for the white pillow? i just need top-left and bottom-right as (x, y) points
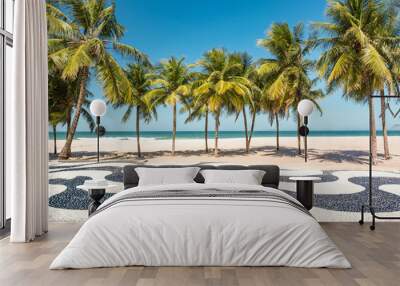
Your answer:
(200, 169), (266, 185)
(135, 167), (201, 186)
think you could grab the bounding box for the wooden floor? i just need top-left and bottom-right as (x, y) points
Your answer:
(0, 222), (399, 286)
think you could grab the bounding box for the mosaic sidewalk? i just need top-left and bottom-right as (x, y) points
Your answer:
(48, 162), (400, 222)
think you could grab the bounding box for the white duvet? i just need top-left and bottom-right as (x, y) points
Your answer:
(50, 183), (351, 269)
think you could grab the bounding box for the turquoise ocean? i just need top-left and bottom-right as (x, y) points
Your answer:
(49, 130), (400, 140)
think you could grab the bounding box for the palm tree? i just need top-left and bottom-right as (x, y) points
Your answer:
(194, 49), (251, 155)
(118, 62), (156, 158)
(313, 0), (399, 164)
(185, 105), (210, 152)
(48, 68), (95, 154)
(377, 2), (399, 159)
(241, 61), (265, 152)
(380, 89), (390, 159)
(250, 62), (288, 151)
(184, 72), (210, 153)
(146, 57), (191, 156)
(260, 82), (287, 151)
(246, 73), (263, 151)
(48, 109), (64, 155)
(47, 0), (147, 159)
(230, 52), (259, 152)
(268, 105), (287, 151)
(48, 68), (69, 155)
(257, 23), (322, 155)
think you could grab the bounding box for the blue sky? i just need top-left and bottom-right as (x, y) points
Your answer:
(74, 0), (399, 132)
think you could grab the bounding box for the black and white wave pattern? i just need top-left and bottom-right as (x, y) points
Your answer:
(48, 165), (400, 213)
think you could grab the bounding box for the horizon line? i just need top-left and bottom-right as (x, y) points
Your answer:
(52, 129), (398, 132)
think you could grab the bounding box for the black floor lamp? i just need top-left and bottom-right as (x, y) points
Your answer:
(90, 99), (107, 163)
(297, 99), (315, 162)
(359, 94), (400, 230)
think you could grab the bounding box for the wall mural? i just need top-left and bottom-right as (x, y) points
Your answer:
(47, 0), (400, 222)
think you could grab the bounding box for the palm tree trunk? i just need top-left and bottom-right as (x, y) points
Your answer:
(214, 112), (220, 156)
(275, 113), (280, 151)
(136, 106), (141, 158)
(380, 89), (390, 159)
(242, 107), (249, 153)
(59, 68), (89, 160)
(368, 95), (378, 165)
(172, 102), (177, 156)
(53, 125), (57, 155)
(205, 107), (209, 153)
(297, 112), (301, 155)
(65, 109), (71, 139)
(248, 111), (256, 151)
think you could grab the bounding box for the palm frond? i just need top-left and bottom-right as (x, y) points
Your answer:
(113, 42), (150, 65)
(62, 42), (92, 79)
(80, 108), (95, 132)
(96, 52), (132, 104)
(122, 106), (133, 123)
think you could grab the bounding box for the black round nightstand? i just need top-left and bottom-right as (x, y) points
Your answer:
(289, 177), (321, 210)
(87, 188), (106, 216)
(78, 183), (118, 216)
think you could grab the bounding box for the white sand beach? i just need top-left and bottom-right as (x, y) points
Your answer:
(49, 136), (400, 171)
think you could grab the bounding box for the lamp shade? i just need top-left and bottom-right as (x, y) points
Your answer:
(90, 99), (107, 117)
(297, 99), (314, 116)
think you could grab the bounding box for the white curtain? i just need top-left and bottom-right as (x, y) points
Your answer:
(9, 0), (48, 242)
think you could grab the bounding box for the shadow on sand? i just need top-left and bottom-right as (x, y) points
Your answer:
(47, 144), (394, 166)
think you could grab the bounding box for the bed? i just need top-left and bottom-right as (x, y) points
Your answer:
(50, 164), (350, 269)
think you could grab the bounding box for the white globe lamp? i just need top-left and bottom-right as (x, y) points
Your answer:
(90, 99), (107, 117)
(297, 99), (314, 117)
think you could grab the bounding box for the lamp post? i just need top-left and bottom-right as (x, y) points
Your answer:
(90, 99), (107, 162)
(297, 99), (314, 162)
